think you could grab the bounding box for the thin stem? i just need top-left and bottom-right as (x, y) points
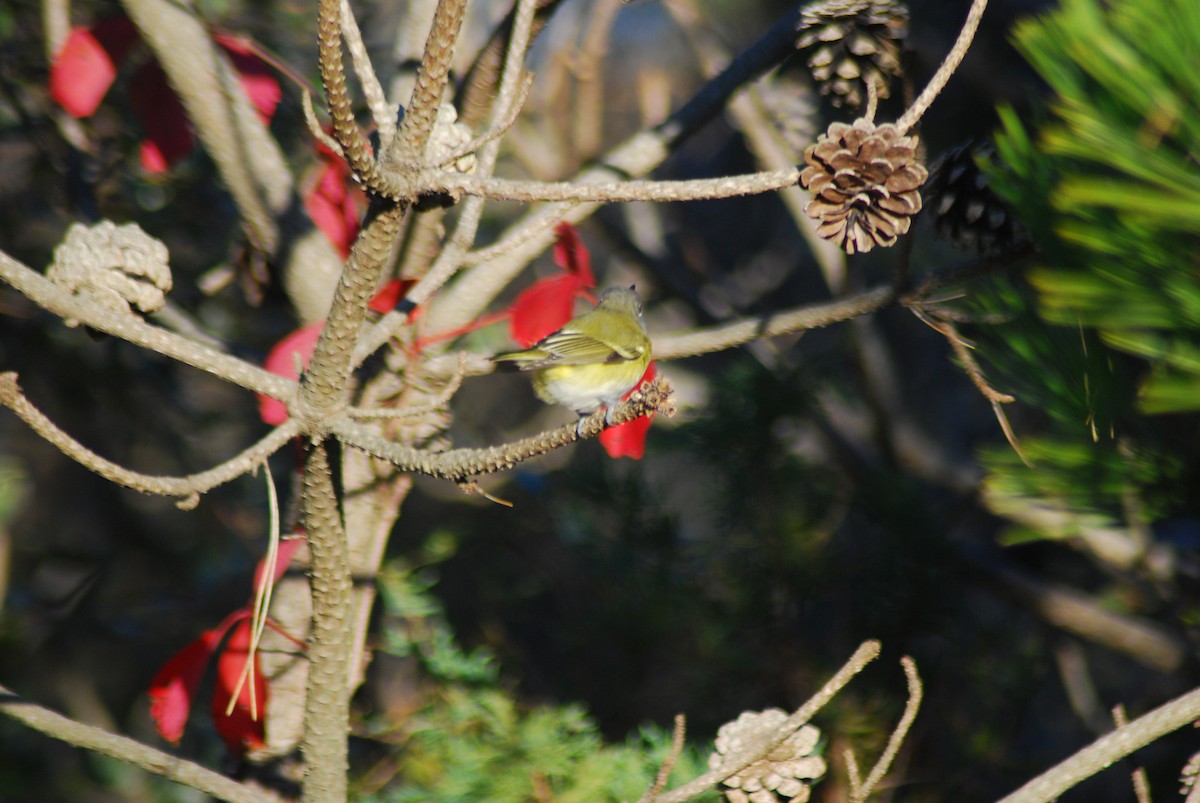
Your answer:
(895, 0), (988, 134)
(852, 656), (923, 802)
(340, 0), (394, 146)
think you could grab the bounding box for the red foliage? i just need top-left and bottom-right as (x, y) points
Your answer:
(508, 223), (597, 347)
(48, 18), (282, 173)
(304, 151), (365, 259)
(148, 539), (303, 753)
(598, 363), (656, 459)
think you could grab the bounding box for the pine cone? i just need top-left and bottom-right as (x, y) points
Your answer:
(795, 0), (908, 109)
(708, 709), (827, 803)
(925, 142), (1018, 252)
(800, 119), (927, 254)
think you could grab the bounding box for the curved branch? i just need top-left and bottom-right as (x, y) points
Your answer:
(0, 251), (293, 399)
(332, 377), (675, 481)
(895, 0), (989, 134)
(0, 683), (264, 803)
(652, 640), (882, 803)
(391, 0), (469, 165)
(0, 372), (301, 507)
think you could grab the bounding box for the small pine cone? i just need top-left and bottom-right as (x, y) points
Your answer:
(795, 0), (909, 109)
(800, 119), (927, 254)
(924, 141), (1018, 252)
(708, 709), (827, 803)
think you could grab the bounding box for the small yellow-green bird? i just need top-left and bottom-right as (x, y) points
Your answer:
(494, 286), (652, 431)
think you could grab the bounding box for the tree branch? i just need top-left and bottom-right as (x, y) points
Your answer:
(998, 685), (1200, 803)
(0, 372), (300, 507)
(331, 376), (675, 481)
(0, 683), (268, 803)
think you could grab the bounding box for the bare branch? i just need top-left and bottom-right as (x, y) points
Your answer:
(332, 376), (675, 481)
(639, 714), (688, 803)
(852, 656), (923, 802)
(299, 443), (354, 802)
(999, 685), (1200, 803)
(391, 0), (469, 166)
(340, 0), (394, 145)
(0, 372), (300, 506)
(0, 251), (292, 399)
(895, 0), (989, 134)
(0, 683), (267, 803)
(427, 166), (801, 203)
(654, 640), (882, 803)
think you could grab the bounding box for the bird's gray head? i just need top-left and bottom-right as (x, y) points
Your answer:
(595, 285), (643, 318)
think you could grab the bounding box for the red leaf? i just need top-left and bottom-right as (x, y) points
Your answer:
(509, 274), (588, 348)
(258, 321), (324, 425)
(148, 610), (247, 744)
(214, 34), (282, 125)
(552, 222), (595, 287)
(211, 619), (268, 754)
(368, 279), (415, 314)
(253, 537), (305, 588)
(304, 158), (364, 258)
(50, 18), (140, 118)
(128, 61), (195, 172)
(598, 363), (656, 459)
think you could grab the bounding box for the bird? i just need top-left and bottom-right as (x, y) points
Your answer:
(493, 286), (652, 434)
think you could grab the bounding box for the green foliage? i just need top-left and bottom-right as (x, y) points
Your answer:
(365, 548), (713, 802)
(988, 0), (1200, 413)
(975, 0), (1200, 548)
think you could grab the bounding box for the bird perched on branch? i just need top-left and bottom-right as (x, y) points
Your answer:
(493, 286), (651, 433)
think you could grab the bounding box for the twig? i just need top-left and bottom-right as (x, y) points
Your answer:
(653, 640), (882, 803)
(0, 372), (300, 507)
(640, 714), (688, 803)
(852, 656), (923, 803)
(895, 0), (988, 134)
(1112, 705), (1153, 803)
(0, 683), (265, 803)
(302, 90), (343, 156)
(339, 0), (394, 146)
(316, 0), (383, 192)
(845, 747), (864, 798)
(998, 685), (1200, 803)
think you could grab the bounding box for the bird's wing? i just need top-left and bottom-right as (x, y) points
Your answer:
(536, 327), (645, 365)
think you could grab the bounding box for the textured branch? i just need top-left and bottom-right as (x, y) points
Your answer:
(895, 0), (989, 134)
(0, 250), (293, 399)
(299, 443), (354, 802)
(998, 685), (1200, 803)
(316, 0), (383, 196)
(850, 657), (923, 803)
(332, 377), (675, 481)
(0, 372), (300, 507)
(0, 683), (265, 803)
(427, 167), (801, 203)
(391, 0), (469, 165)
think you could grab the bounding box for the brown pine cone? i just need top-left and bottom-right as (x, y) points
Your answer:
(795, 0), (909, 109)
(800, 119), (927, 254)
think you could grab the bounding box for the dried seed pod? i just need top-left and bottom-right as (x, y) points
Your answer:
(708, 709), (827, 803)
(925, 141), (1019, 253)
(800, 118), (927, 254)
(795, 0), (909, 109)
